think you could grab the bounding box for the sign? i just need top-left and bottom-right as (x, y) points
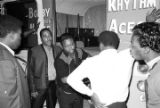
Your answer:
(42, 0), (56, 43)
(25, 0), (56, 45)
(27, 3), (52, 29)
(106, 0), (160, 50)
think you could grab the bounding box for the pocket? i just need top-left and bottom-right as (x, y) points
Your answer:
(0, 82), (9, 97)
(0, 82), (10, 106)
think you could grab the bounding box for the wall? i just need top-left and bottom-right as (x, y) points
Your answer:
(83, 4), (106, 36)
(56, 13), (83, 37)
(56, 4), (106, 37)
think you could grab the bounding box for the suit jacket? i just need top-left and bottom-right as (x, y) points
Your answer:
(146, 60), (160, 108)
(0, 44), (31, 108)
(27, 44), (62, 93)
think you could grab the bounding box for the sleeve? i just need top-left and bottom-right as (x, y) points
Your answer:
(0, 60), (18, 108)
(67, 59), (94, 96)
(27, 49), (36, 93)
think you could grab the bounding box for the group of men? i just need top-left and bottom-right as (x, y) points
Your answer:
(27, 29), (89, 108)
(0, 14), (89, 108)
(0, 8), (160, 108)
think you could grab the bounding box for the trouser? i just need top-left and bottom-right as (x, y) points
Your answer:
(32, 81), (57, 108)
(107, 102), (127, 108)
(57, 87), (83, 108)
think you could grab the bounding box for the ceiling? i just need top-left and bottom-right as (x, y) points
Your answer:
(56, 0), (106, 16)
(0, 0), (106, 16)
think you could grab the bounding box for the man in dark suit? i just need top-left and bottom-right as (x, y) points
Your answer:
(0, 15), (31, 108)
(130, 22), (160, 108)
(27, 28), (62, 108)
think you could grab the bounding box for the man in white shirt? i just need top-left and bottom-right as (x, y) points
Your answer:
(67, 31), (134, 108)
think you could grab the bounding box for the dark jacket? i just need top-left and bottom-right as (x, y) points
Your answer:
(27, 44), (62, 92)
(146, 60), (160, 108)
(55, 48), (89, 93)
(0, 44), (31, 108)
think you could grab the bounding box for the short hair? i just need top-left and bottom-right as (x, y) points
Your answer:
(40, 28), (52, 38)
(0, 15), (22, 38)
(60, 33), (75, 45)
(98, 31), (120, 49)
(132, 22), (160, 53)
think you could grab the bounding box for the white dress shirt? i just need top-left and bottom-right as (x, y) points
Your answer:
(43, 45), (56, 81)
(67, 48), (134, 106)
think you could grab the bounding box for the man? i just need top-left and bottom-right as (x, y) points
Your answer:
(27, 28), (61, 108)
(55, 33), (89, 108)
(0, 15), (31, 108)
(67, 31), (134, 108)
(130, 22), (160, 108)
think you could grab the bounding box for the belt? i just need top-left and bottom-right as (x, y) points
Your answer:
(49, 80), (55, 83)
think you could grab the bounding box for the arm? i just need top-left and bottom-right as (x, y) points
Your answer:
(53, 45), (62, 58)
(146, 8), (160, 22)
(67, 59), (94, 96)
(23, 20), (40, 37)
(23, 29), (35, 37)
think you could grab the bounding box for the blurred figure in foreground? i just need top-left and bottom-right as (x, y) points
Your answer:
(0, 15), (31, 108)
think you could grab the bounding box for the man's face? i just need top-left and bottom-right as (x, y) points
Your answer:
(62, 38), (75, 54)
(130, 36), (145, 60)
(41, 30), (52, 47)
(10, 29), (22, 49)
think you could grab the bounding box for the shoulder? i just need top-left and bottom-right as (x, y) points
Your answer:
(0, 45), (13, 60)
(151, 61), (160, 76)
(53, 45), (62, 50)
(55, 52), (64, 63)
(55, 52), (67, 68)
(118, 48), (134, 62)
(76, 48), (89, 59)
(53, 45), (62, 57)
(29, 45), (44, 55)
(82, 55), (97, 65)
(30, 45), (42, 51)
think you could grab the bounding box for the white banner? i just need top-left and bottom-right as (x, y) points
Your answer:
(106, 0), (160, 50)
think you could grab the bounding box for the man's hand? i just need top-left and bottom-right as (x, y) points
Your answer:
(91, 92), (106, 108)
(61, 77), (68, 83)
(146, 8), (160, 22)
(31, 92), (38, 98)
(34, 17), (40, 32)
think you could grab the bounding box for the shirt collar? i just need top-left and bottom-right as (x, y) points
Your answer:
(147, 56), (160, 70)
(0, 42), (15, 56)
(100, 48), (117, 55)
